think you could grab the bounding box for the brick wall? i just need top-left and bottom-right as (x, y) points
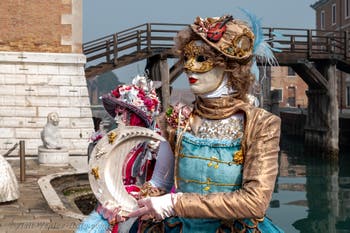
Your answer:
(0, 0), (82, 53)
(313, 0), (350, 111)
(271, 67), (309, 108)
(314, 0), (350, 31)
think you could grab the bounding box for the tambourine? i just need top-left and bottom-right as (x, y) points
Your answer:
(88, 126), (166, 216)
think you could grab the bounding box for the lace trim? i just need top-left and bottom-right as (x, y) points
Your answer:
(181, 132), (241, 147)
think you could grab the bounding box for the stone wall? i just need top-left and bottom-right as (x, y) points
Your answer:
(0, 51), (94, 155)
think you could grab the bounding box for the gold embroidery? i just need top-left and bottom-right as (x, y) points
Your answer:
(139, 182), (166, 198)
(219, 28), (254, 58)
(203, 186), (211, 191)
(233, 149), (244, 164)
(178, 177), (240, 189)
(174, 118), (191, 189)
(209, 156), (219, 168)
(180, 153), (240, 167)
(91, 167), (100, 180)
(108, 131), (117, 144)
(203, 178), (211, 191)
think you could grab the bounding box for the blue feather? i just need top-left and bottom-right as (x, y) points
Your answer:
(251, 59), (260, 81)
(271, 31), (285, 40)
(238, 8), (281, 83)
(239, 8), (279, 69)
(269, 31), (286, 51)
(76, 211), (110, 233)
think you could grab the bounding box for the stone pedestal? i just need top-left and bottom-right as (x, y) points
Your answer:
(38, 146), (69, 166)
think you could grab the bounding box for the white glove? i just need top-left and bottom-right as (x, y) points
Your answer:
(127, 193), (180, 220)
(97, 200), (126, 224)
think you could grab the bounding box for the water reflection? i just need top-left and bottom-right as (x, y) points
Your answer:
(267, 136), (350, 233)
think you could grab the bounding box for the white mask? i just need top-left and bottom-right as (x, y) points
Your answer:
(185, 66), (225, 95)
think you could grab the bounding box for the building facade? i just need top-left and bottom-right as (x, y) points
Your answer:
(311, 0), (350, 111)
(271, 67), (309, 108)
(0, 0), (94, 155)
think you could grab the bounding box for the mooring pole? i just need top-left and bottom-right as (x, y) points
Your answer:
(19, 140), (26, 182)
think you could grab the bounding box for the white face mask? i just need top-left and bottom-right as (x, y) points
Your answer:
(185, 66), (225, 95)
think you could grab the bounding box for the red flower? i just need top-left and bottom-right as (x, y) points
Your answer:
(143, 98), (154, 111)
(111, 88), (120, 98)
(152, 98), (159, 107)
(138, 89), (145, 96)
(129, 113), (146, 127)
(137, 93), (145, 100)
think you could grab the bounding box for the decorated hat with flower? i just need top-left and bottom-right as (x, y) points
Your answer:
(189, 9), (280, 81)
(102, 75), (161, 128)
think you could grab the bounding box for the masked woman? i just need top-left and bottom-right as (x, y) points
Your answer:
(76, 75), (172, 233)
(127, 14), (284, 233)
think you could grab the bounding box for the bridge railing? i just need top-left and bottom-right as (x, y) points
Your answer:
(265, 28), (348, 59)
(83, 24), (350, 68)
(83, 23), (187, 65)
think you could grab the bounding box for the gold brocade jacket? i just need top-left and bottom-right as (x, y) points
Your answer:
(169, 99), (281, 220)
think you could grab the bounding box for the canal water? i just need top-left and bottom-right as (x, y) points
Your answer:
(267, 136), (350, 233)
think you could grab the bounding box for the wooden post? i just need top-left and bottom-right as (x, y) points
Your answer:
(113, 34), (118, 65)
(268, 28), (274, 49)
(291, 35), (295, 52)
(19, 140), (25, 182)
(147, 23), (151, 52)
(327, 63), (339, 156)
(304, 61), (339, 158)
(137, 30), (141, 52)
(106, 40), (111, 63)
(159, 57), (170, 109)
(145, 55), (171, 110)
(327, 37), (332, 53)
(270, 89), (280, 116)
(344, 31), (348, 60)
(307, 30), (312, 58)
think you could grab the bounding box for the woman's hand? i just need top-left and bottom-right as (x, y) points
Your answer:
(127, 193), (180, 221)
(97, 200), (127, 224)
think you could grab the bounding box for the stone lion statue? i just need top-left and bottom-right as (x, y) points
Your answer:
(41, 112), (64, 149)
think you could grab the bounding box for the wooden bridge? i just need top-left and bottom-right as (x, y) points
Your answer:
(83, 23), (350, 157)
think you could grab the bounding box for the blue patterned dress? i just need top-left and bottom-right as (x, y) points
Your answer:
(156, 114), (284, 233)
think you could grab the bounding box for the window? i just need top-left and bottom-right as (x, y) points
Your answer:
(332, 4), (336, 25)
(287, 67), (296, 76)
(347, 86), (350, 107)
(287, 86), (296, 107)
(272, 88), (283, 102)
(321, 11), (325, 29)
(346, 0), (350, 18)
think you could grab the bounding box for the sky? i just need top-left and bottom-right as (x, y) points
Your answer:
(83, 0), (317, 88)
